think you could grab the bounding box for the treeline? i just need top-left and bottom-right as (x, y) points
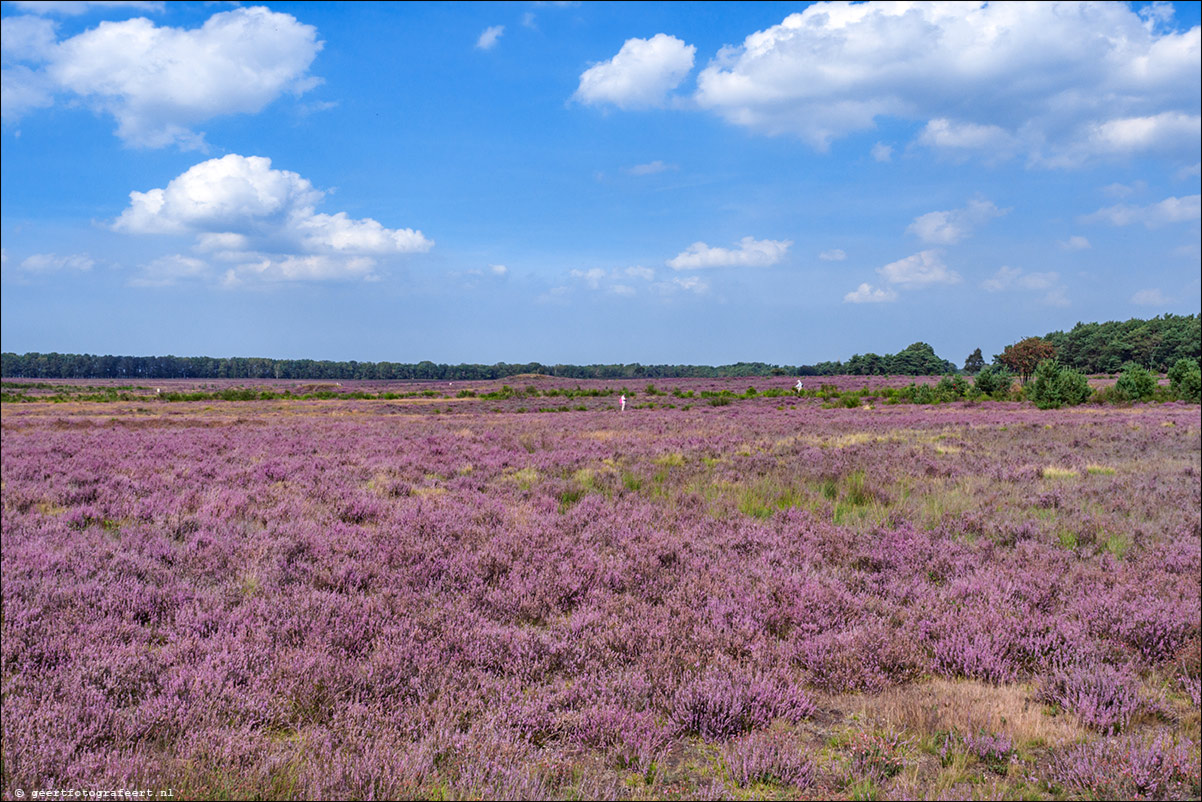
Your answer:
(2, 314), (1195, 380)
(801, 341), (957, 376)
(1041, 313), (1199, 373)
(0, 354), (808, 381)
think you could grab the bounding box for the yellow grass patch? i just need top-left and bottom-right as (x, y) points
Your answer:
(1042, 466), (1078, 479)
(1086, 464), (1117, 475)
(36, 500), (66, 516)
(509, 468), (540, 489)
(852, 678), (1088, 748)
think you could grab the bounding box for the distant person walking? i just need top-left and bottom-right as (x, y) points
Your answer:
(794, 379), (804, 394)
(620, 394), (626, 412)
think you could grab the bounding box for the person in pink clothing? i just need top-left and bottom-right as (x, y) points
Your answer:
(620, 394), (626, 412)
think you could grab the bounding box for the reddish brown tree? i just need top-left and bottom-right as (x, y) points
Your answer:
(997, 337), (1056, 384)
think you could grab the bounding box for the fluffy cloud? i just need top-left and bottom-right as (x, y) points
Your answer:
(114, 154), (432, 284)
(667, 236), (791, 269)
(1131, 288), (1171, 306)
(1081, 194), (1201, 227)
(876, 250), (960, 287)
(691, 2), (1200, 164)
(575, 34), (695, 109)
(843, 283), (897, 303)
(476, 25), (504, 51)
(907, 198), (1007, 244)
(2, 6), (322, 149)
(818, 248), (846, 261)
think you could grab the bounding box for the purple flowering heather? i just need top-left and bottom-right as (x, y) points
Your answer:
(1, 380), (1199, 798)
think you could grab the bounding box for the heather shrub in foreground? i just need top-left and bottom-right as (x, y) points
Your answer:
(723, 728), (816, 789)
(670, 668), (816, 740)
(1049, 733), (1200, 800)
(1040, 662), (1143, 734)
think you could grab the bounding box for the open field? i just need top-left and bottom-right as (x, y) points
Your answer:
(2, 383), (1199, 800)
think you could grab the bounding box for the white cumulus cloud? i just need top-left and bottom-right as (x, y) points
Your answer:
(113, 154), (432, 284)
(1059, 235), (1091, 251)
(907, 198), (1007, 244)
(843, 283), (897, 303)
(575, 33), (695, 109)
(691, 2), (1200, 164)
(877, 250), (960, 287)
(667, 235), (791, 269)
(3, 6), (323, 149)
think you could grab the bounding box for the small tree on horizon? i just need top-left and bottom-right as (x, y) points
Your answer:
(963, 348), (986, 374)
(996, 337), (1056, 384)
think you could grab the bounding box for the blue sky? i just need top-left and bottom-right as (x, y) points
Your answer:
(2, 1), (1199, 366)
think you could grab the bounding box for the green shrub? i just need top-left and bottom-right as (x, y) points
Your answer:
(1028, 360), (1091, 409)
(1114, 362), (1156, 402)
(1167, 357), (1201, 402)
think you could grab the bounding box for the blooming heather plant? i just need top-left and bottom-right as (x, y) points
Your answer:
(723, 728), (816, 789)
(1040, 662), (1144, 734)
(1, 385), (1198, 798)
(670, 668), (815, 740)
(1049, 733), (1200, 800)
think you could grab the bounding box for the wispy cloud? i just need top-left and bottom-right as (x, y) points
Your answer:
(877, 250), (960, 287)
(475, 25), (504, 51)
(1131, 288), (1171, 306)
(668, 236), (791, 270)
(907, 198), (1007, 245)
(1082, 194), (1201, 227)
(843, 283), (897, 304)
(623, 160), (677, 176)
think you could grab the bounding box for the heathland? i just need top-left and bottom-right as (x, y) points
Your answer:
(1, 375), (1199, 800)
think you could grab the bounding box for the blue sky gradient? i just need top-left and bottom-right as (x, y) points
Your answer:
(2, 1), (1199, 366)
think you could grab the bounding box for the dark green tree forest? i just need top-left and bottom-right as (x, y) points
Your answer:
(3, 315), (1196, 380)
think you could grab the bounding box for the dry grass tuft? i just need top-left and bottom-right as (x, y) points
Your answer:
(851, 678), (1089, 748)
